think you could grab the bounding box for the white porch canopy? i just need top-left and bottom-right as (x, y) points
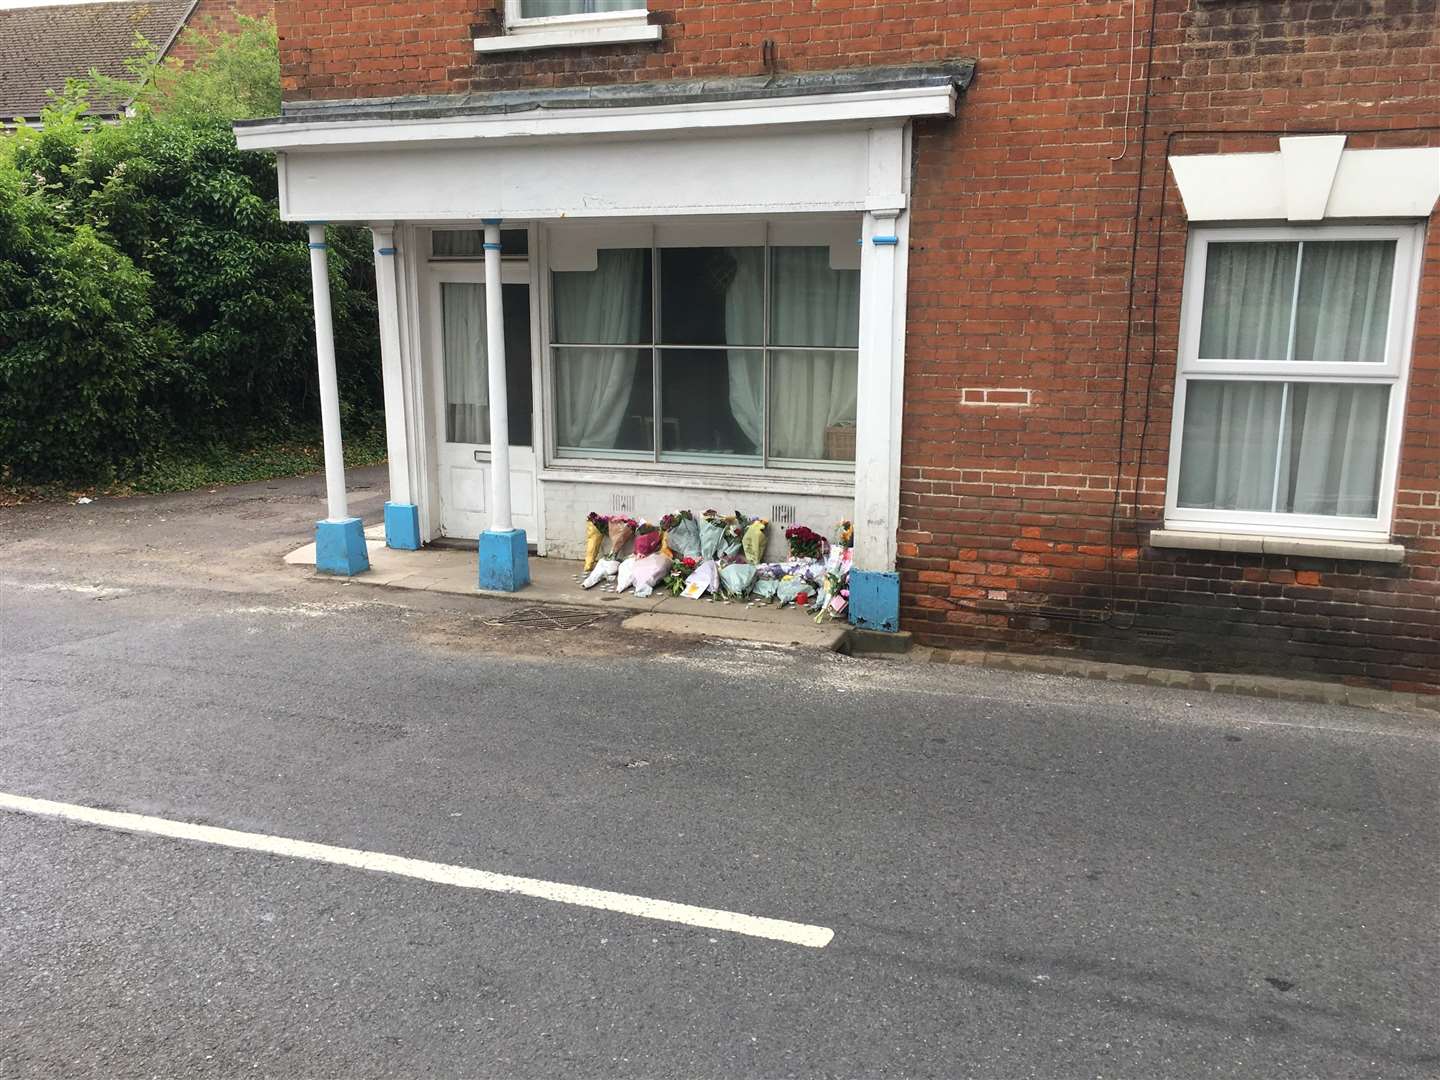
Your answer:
(234, 62), (974, 623)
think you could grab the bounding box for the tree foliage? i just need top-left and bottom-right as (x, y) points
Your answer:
(0, 19), (379, 486)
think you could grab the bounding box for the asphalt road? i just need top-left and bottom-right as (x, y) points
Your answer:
(1, 473), (1437, 1078)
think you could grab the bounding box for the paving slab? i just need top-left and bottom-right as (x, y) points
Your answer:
(284, 536), (840, 646)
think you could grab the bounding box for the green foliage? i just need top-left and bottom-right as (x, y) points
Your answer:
(0, 19), (380, 487)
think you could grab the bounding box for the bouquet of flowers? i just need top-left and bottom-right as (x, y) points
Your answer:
(607, 516), (637, 558)
(698, 509), (727, 561)
(665, 555), (700, 596)
(681, 559), (720, 599)
(784, 524), (826, 561)
(631, 553), (672, 597)
(615, 555), (639, 594)
(776, 576), (813, 607)
(742, 517), (769, 564)
(835, 519), (854, 549)
(583, 512), (609, 572)
(660, 510), (701, 561)
(718, 511), (747, 562)
(634, 521), (661, 558)
(719, 561), (758, 599)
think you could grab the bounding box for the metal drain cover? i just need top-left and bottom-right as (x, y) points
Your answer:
(490, 606), (605, 630)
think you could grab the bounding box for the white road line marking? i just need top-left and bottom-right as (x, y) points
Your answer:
(0, 792), (833, 949)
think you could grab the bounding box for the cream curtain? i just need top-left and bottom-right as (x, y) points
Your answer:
(441, 282), (489, 445)
(552, 249), (649, 449)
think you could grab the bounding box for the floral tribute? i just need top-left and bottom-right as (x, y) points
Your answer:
(583, 512), (609, 572)
(578, 512), (852, 618)
(784, 524), (826, 561)
(634, 521), (661, 558)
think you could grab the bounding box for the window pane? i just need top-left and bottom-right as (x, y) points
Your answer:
(441, 282), (488, 444)
(769, 247), (860, 348)
(658, 247), (763, 346)
(519, 0), (639, 16)
(659, 349), (762, 458)
(1278, 383), (1388, 516)
(440, 283), (532, 446)
(767, 349), (858, 462)
(1177, 380), (1285, 511)
(552, 249), (651, 345)
(1293, 241), (1394, 363)
(553, 348), (653, 454)
(1197, 242), (1298, 361)
(431, 229), (527, 257)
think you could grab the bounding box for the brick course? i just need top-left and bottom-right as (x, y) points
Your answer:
(167, 0), (275, 65)
(274, 0), (1440, 692)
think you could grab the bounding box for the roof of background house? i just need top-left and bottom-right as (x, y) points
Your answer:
(0, 0), (198, 122)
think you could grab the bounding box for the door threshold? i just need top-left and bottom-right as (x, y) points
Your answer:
(430, 536), (539, 554)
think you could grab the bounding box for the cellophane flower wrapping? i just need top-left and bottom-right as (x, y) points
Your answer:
(698, 511), (727, 561)
(607, 517), (636, 558)
(719, 562), (758, 599)
(775, 576), (812, 607)
(662, 511), (701, 561)
(741, 518), (769, 564)
(681, 559), (720, 599)
(583, 513), (608, 571)
(631, 554), (672, 597)
(719, 511), (747, 561)
(751, 572), (781, 602)
(614, 555), (639, 594)
(582, 557), (620, 589)
(634, 523), (661, 558)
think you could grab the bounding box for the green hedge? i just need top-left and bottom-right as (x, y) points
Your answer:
(0, 21), (380, 486)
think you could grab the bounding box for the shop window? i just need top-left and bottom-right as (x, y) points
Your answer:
(550, 243), (859, 470)
(1166, 226), (1420, 540)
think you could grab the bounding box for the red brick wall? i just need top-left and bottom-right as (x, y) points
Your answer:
(167, 0), (275, 65)
(273, 0), (1440, 692)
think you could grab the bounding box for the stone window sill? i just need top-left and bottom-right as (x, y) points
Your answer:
(474, 23), (661, 54)
(1149, 529), (1405, 564)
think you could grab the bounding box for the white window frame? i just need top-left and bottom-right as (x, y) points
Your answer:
(475, 1), (658, 52)
(1164, 222), (1424, 543)
(537, 218), (864, 488)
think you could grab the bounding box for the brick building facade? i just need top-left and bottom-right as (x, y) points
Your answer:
(249, 0), (1439, 693)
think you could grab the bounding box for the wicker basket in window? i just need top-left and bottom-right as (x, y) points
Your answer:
(824, 423), (856, 461)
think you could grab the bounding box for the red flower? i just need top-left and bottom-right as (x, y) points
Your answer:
(684, 557), (698, 568)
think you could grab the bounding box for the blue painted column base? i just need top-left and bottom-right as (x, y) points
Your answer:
(849, 569), (901, 632)
(384, 501), (422, 550)
(315, 517), (370, 576)
(478, 528), (531, 592)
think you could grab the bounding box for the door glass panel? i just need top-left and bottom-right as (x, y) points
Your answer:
(440, 282), (532, 447)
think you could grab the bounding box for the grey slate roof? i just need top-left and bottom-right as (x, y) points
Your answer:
(0, 0), (197, 121)
(237, 60), (976, 129)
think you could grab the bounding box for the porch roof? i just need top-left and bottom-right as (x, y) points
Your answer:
(238, 60), (975, 132)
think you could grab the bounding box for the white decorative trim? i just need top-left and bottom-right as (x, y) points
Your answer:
(1168, 139), (1440, 222)
(474, 23), (660, 53)
(1278, 135), (1346, 221)
(233, 85), (958, 153)
(1149, 530), (1405, 564)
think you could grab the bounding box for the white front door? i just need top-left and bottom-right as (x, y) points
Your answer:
(428, 263), (539, 541)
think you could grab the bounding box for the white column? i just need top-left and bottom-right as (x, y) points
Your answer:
(852, 207), (906, 573)
(308, 222), (349, 522)
(371, 225), (411, 506)
(483, 221), (513, 534)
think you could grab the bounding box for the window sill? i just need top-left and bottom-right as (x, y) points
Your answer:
(474, 23), (661, 54)
(540, 460), (856, 498)
(1149, 529), (1405, 564)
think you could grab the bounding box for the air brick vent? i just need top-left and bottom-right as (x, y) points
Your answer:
(771, 503), (797, 526)
(610, 493), (636, 514)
